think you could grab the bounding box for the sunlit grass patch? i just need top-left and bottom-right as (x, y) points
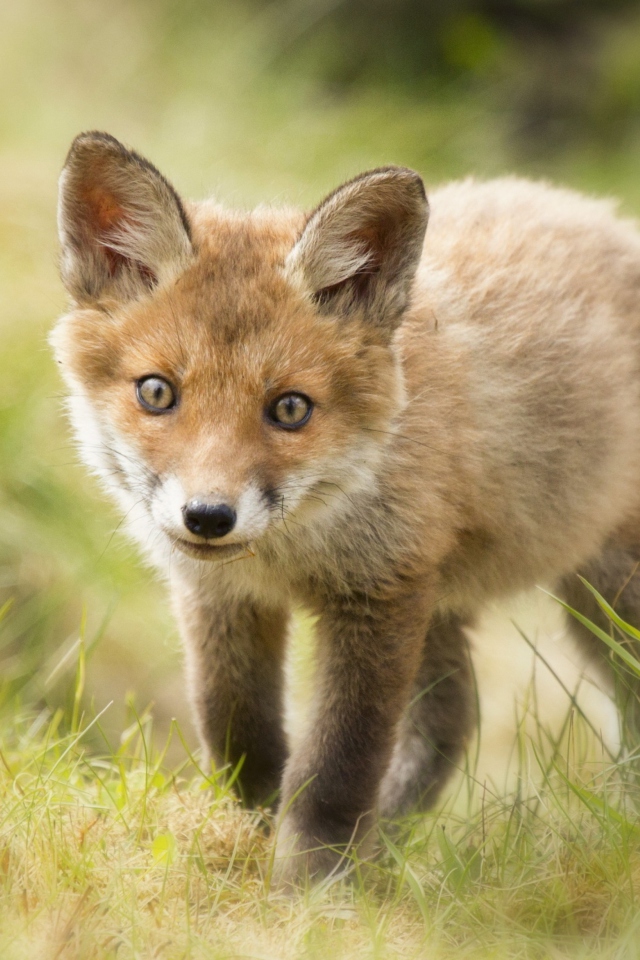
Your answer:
(1, 610), (640, 960)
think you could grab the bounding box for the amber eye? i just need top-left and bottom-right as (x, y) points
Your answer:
(136, 376), (176, 413)
(268, 393), (313, 429)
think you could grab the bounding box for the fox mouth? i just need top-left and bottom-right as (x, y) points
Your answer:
(172, 538), (249, 561)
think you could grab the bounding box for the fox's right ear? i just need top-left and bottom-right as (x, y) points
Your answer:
(58, 131), (193, 305)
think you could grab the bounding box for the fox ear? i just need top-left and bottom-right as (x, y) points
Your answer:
(287, 166), (428, 334)
(58, 131), (193, 305)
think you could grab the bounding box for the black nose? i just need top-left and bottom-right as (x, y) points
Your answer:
(182, 500), (237, 540)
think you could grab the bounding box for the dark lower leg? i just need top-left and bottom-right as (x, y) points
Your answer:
(181, 597), (289, 808)
(379, 612), (477, 816)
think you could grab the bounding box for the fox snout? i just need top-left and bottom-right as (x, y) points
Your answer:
(182, 500), (237, 540)
(149, 475), (276, 560)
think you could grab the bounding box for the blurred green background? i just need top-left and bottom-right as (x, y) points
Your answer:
(2, 0), (640, 751)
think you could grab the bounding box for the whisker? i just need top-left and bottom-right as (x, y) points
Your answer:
(280, 496), (293, 538)
(96, 497), (148, 563)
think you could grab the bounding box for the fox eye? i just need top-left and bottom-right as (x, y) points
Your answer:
(268, 393), (313, 429)
(136, 376), (176, 413)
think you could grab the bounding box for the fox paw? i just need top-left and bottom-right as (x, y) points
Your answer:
(271, 815), (371, 890)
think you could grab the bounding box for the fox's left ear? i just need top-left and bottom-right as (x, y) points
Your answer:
(58, 131), (193, 305)
(286, 166), (428, 336)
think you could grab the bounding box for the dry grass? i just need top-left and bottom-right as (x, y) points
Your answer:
(2, 671), (640, 960)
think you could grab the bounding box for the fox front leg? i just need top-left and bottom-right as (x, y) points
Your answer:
(174, 585), (289, 808)
(275, 589), (432, 885)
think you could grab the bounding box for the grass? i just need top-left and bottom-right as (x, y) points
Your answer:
(2, 592), (640, 958)
(2, 648), (639, 959)
(3, 0), (640, 955)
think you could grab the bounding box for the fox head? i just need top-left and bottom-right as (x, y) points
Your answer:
(52, 132), (429, 568)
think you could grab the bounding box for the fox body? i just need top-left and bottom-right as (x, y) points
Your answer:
(53, 132), (640, 881)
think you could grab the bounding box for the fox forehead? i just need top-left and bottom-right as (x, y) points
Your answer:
(120, 204), (310, 369)
(179, 200), (305, 332)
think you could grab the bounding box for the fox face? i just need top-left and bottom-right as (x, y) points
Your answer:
(52, 133), (428, 570)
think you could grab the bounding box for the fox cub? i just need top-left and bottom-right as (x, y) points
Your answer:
(53, 131), (640, 882)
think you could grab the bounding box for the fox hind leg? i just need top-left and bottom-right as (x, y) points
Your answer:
(380, 547), (640, 819)
(559, 546), (640, 744)
(378, 612), (477, 817)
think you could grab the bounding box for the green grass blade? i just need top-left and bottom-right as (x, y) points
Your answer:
(540, 587), (640, 677)
(577, 575), (640, 645)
